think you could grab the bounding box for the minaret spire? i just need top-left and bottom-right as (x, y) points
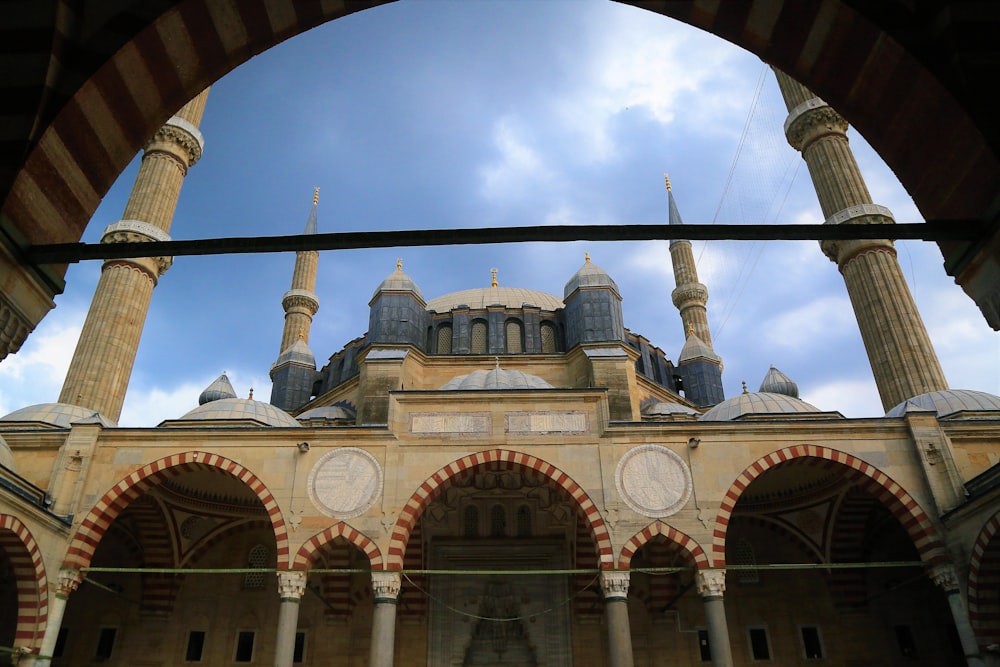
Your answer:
(58, 88), (210, 422)
(666, 174), (714, 348)
(278, 190), (321, 353)
(773, 69), (948, 410)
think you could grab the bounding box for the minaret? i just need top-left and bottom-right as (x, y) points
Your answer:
(58, 89), (210, 422)
(269, 190), (321, 412)
(666, 176), (724, 408)
(773, 69), (948, 411)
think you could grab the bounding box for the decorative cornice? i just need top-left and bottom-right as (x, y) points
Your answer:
(277, 571), (307, 600)
(671, 283), (708, 309)
(696, 569), (727, 598)
(145, 116), (205, 166)
(282, 289), (320, 314)
(102, 259), (160, 284)
(101, 219), (172, 244)
(824, 204), (895, 227)
(783, 97), (848, 152)
(0, 295), (32, 360)
(371, 571), (402, 602)
(600, 571), (630, 600)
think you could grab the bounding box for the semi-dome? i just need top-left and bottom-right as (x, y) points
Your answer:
(564, 256), (619, 298)
(0, 434), (15, 471)
(199, 373), (238, 405)
(885, 389), (1000, 418)
(441, 368), (554, 390)
(174, 398), (301, 428)
(0, 403), (116, 428)
(297, 404), (356, 424)
(699, 392), (824, 421)
(641, 401), (700, 418)
(372, 263), (424, 301)
(426, 286), (563, 312)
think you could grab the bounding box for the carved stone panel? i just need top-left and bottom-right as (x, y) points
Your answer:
(307, 448), (383, 519)
(615, 445), (692, 518)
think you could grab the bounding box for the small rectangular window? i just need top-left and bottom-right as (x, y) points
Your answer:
(749, 627), (771, 660)
(895, 625), (917, 658)
(95, 627), (117, 661)
(185, 630), (206, 662)
(234, 631), (255, 662)
(800, 626), (823, 659)
(293, 631), (306, 663)
(697, 629), (712, 662)
(53, 628), (69, 659)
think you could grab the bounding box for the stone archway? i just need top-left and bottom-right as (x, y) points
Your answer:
(618, 520), (710, 570)
(0, 515), (47, 653)
(293, 521), (382, 570)
(969, 510), (1000, 649)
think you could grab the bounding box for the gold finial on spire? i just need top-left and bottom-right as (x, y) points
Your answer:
(584, 251), (591, 263)
(664, 173), (672, 192)
(490, 267), (498, 287)
(249, 387), (254, 400)
(313, 187), (320, 205)
(687, 323), (695, 338)
(298, 330), (304, 340)
(396, 257), (403, 271)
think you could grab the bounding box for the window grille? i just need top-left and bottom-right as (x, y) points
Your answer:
(437, 324), (453, 354)
(471, 321), (488, 354)
(540, 322), (556, 353)
(243, 544), (269, 589)
(505, 320), (523, 353)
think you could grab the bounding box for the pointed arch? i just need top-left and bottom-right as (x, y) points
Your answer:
(0, 515), (48, 651)
(63, 452), (289, 570)
(293, 522), (383, 570)
(387, 449), (612, 570)
(712, 445), (947, 568)
(969, 510), (1000, 648)
(618, 520), (710, 570)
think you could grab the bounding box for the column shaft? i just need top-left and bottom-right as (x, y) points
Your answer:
(32, 571), (80, 667)
(703, 596), (735, 667)
(369, 572), (400, 667)
(274, 572), (306, 667)
(605, 598), (634, 667)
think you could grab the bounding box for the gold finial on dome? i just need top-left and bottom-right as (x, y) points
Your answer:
(490, 267), (498, 287)
(585, 251), (591, 263)
(249, 387), (254, 400)
(396, 257), (403, 271)
(741, 381), (748, 395)
(664, 173), (672, 192)
(313, 187), (320, 205)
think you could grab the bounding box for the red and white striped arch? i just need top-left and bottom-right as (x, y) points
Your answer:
(969, 510), (1000, 648)
(386, 449), (613, 570)
(0, 515), (48, 651)
(712, 445), (947, 568)
(618, 521), (710, 570)
(293, 522), (383, 571)
(63, 452), (289, 570)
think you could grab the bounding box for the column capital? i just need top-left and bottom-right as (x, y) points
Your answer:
(600, 571), (630, 600)
(277, 571), (307, 600)
(929, 563), (960, 593)
(57, 568), (82, 597)
(783, 97), (848, 152)
(371, 571), (402, 602)
(696, 569), (727, 598)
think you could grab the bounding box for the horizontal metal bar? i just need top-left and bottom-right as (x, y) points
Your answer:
(25, 221), (983, 265)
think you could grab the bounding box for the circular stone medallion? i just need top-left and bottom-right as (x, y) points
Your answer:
(615, 445), (693, 518)
(308, 448), (383, 519)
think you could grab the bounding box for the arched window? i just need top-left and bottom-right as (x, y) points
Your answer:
(733, 538), (759, 584)
(540, 322), (557, 353)
(491, 505), (506, 538)
(437, 323), (453, 354)
(464, 505), (479, 538)
(243, 544), (269, 589)
(471, 320), (488, 354)
(505, 320), (523, 353)
(517, 505), (532, 537)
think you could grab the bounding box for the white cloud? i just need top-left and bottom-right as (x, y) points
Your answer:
(759, 295), (857, 351)
(802, 378), (883, 418)
(0, 315), (83, 416)
(479, 118), (552, 201)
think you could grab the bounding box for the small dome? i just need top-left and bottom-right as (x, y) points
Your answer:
(372, 264), (424, 301)
(441, 369), (554, 390)
(273, 339), (316, 369)
(0, 403), (116, 428)
(564, 257), (619, 299)
(426, 287), (563, 312)
(758, 366), (799, 398)
(678, 331), (720, 364)
(885, 389), (1000, 418)
(700, 392), (824, 421)
(175, 398), (301, 427)
(0, 434), (15, 471)
(199, 373), (238, 405)
(297, 404), (356, 424)
(641, 401), (700, 418)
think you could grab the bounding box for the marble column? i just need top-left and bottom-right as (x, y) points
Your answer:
(369, 572), (401, 667)
(274, 572), (306, 667)
(697, 570), (734, 667)
(601, 571), (634, 667)
(930, 564), (985, 667)
(30, 569), (81, 666)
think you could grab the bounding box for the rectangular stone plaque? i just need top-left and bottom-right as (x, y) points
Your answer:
(505, 411), (588, 434)
(410, 412), (491, 435)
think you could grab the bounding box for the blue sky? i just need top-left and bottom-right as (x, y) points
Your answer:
(1, 0), (996, 425)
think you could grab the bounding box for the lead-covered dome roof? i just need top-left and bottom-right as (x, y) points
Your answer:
(441, 368), (554, 390)
(174, 398), (301, 427)
(699, 392), (825, 421)
(563, 256), (619, 298)
(426, 286), (563, 312)
(372, 264), (424, 301)
(0, 403), (116, 428)
(886, 389), (1000, 418)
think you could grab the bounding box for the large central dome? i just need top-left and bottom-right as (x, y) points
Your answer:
(425, 286), (563, 312)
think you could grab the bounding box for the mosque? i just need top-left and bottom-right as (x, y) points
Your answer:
(0, 70), (999, 667)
